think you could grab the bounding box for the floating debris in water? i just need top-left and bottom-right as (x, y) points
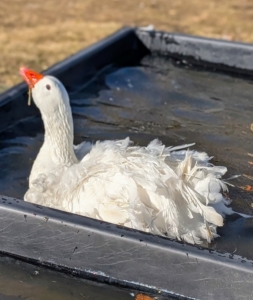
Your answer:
(240, 185), (253, 192)
(243, 174), (253, 181)
(135, 294), (156, 300)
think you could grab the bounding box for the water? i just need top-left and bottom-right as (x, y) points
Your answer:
(0, 255), (144, 300)
(0, 54), (253, 292)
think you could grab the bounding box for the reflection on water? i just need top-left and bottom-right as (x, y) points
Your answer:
(0, 55), (253, 257)
(0, 255), (136, 300)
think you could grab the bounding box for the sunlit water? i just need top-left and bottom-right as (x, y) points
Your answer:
(0, 255), (142, 300)
(0, 55), (253, 295)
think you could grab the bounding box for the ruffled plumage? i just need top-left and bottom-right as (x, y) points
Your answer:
(20, 68), (240, 245)
(25, 137), (233, 244)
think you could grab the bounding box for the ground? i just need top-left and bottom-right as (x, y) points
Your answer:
(1, 0), (253, 91)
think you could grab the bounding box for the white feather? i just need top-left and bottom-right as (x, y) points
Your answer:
(21, 72), (248, 245)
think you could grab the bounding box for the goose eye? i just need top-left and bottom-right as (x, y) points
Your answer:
(46, 84), (51, 90)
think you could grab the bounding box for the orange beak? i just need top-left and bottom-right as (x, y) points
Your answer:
(20, 67), (44, 88)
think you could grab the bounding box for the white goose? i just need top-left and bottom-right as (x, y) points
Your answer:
(20, 67), (242, 244)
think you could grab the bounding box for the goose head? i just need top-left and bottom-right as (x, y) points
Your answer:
(20, 67), (70, 116)
(19, 67), (77, 165)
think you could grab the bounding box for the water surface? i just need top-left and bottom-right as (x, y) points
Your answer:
(0, 55), (253, 258)
(0, 255), (146, 300)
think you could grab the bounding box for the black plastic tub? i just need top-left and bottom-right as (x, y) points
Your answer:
(0, 27), (253, 300)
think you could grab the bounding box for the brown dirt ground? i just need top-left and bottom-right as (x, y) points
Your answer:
(1, 0), (253, 91)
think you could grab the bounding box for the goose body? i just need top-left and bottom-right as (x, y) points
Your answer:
(20, 67), (239, 244)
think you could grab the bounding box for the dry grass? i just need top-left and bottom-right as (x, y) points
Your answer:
(1, 0), (253, 91)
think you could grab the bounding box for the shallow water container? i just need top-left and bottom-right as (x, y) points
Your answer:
(0, 27), (253, 300)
